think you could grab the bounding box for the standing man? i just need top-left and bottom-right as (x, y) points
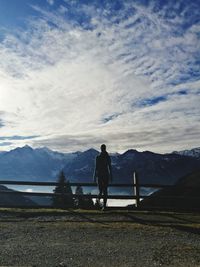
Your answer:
(93, 144), (113, 210)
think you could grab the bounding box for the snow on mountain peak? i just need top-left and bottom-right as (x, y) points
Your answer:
(173, 147), (200, 158)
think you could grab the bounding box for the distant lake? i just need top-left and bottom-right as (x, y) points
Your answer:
(4, 185), (157, 207)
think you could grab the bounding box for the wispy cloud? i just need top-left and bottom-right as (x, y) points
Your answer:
(0, 0), (199, 153)
(46, 0), (54, 6)
(0, 142), (12, 146)
(0, 119), (4, 128)
(0, 135), (39, 140)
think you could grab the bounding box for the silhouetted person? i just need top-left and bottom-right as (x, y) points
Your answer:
(93, 144), (112, 210)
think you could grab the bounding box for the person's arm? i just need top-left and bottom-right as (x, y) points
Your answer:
(93, 157), (98, 183)
(108, 155), (113, 183)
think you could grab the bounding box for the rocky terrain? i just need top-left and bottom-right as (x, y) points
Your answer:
(0, 209), (199, 267)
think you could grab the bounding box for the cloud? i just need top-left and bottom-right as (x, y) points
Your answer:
(0, 119), (4, 128)
(46, 0), (54, 6)
(0, 142), (12, 146)
(0, 135), (39, 140)
(0, 0), (199, 153)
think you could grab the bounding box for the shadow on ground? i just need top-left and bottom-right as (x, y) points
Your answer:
(0, 208), (200, 235)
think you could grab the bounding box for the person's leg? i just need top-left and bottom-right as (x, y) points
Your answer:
(102, 178), (108, 209)
(98, 179), (103, 199)
(98, 187), (103, 201)
(96, 178), (103, 206)
(103, 186), (108, 208)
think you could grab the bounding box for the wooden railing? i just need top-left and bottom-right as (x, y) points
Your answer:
(0, 172), (199, 209)
(0, 172), (137, 208)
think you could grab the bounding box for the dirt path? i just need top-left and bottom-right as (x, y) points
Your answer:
(0, 209), (200, 267)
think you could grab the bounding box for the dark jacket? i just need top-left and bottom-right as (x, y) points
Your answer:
(94, 151), (112, 181)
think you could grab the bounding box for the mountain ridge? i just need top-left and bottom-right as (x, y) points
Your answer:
(172, 147), (200, 158)
(0, 146), (199, 185)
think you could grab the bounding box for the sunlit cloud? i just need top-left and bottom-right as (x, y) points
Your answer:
(0, 0), (199, 153)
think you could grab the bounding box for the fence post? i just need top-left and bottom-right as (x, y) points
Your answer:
(133, 171), (140, 208)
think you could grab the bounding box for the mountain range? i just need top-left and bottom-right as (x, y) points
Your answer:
(173, 147), (200, 158)
(0, 145), (199, 186)
(0, 145), (78, 181)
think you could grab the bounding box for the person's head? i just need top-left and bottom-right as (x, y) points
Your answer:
(100, 144), (106, 152)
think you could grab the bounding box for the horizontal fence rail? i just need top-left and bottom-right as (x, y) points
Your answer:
(0, 172), (199, 210)
(0, 190), (136, 199)
(0, 181), (197, 188)
(0, 181), (135, 187)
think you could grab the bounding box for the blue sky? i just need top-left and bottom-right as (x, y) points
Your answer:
(0, 0), (199, 153)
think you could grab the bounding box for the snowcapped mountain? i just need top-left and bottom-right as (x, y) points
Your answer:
(0, 146), (199, 185)
(35, 146), (79, 161)
(0, 145), (78, 181)
(63, 148), (99, 182)
(63, 148), (200, 185)
(173, 147), (200, 159)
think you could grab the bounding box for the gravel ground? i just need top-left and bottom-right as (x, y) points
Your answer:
(0, 209), (200, 267)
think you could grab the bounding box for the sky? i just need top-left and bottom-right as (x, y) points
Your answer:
(0, 0), (199, 153)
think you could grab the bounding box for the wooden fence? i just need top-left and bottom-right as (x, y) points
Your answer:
(0, 172), (199, 210)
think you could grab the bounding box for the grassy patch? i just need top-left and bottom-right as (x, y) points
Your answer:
(0, 208), (200, 229)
